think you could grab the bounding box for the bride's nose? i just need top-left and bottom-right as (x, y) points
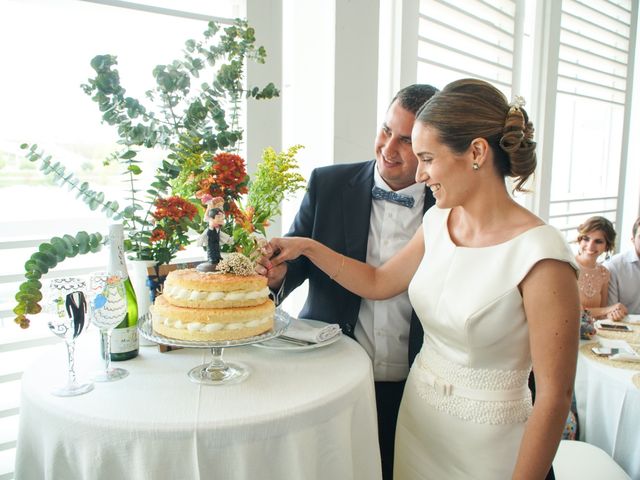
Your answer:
(415, 162), (429, 183)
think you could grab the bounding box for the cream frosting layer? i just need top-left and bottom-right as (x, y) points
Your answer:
(164, 284), (270, 302)
(156, 314), (272, 333)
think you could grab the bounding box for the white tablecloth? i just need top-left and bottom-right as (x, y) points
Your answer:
(15, 332), (381, 480)
(574, 343), (640, 479)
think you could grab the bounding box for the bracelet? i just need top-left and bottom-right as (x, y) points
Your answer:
(329, 254), (345, 281)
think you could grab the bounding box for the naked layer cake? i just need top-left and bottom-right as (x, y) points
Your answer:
(150, 259), (274, 341)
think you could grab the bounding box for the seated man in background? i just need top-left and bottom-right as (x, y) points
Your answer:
(604, 216), (640, 314)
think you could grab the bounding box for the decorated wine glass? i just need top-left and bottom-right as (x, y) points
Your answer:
(89, 271), (129, 382)
(47, 277), (94, 396)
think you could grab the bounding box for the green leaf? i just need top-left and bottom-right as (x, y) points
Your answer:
(62, 235), (80, 257)
(89, 233), (103, 250)
(25, 270), (42, 280)
(127, 165), (142, 174)
(75, 231), (90, 254)
(20, 279), (42, 293)
(16, 291), (42, 303)
(13, 304), (27, 315)
(31, 251), (57, 269)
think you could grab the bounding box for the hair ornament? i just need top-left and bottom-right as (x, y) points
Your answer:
(508, 95), (526, 114)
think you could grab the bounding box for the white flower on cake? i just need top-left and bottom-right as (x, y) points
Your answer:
(215, 253), (256, 276)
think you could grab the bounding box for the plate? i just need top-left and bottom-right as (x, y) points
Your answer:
(253, 318), (342, 351)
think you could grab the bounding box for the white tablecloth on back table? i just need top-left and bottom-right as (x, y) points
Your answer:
(574, 344), (640, 479)
(15, 332), (381, 480)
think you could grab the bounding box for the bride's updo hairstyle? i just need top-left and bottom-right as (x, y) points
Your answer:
(416, 78), (536, 192)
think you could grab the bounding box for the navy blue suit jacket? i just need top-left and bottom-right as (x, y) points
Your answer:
(281, 160), (435, 366)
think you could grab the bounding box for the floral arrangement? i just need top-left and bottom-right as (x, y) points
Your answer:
(13, 19), (293, 329)
(147, 196), (199, 265)
(231, 144), (306, 258)
(174, 144), (306, 260)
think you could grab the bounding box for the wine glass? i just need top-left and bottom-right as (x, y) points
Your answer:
(89, 271), (129, 382)
(47, 277), (94, 396)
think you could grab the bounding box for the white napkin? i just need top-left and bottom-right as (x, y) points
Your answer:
(284, 318), (341, 343)
(597, 338), (640, 363)
(625, 314), (640, 324)
(610, 352), (640, 362)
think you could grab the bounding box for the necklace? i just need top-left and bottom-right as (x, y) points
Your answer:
(578, 265), (607, 299)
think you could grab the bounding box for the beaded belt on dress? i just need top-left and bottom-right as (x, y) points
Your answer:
(413, 348), (532, 424)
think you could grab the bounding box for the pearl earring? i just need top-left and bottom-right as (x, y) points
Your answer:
(472, 162), (479, 171)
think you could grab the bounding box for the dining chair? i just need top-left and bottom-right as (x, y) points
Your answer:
(553, 440), (631, 480)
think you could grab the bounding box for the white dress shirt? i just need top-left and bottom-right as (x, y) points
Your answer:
(604, 249), (640, 314)
(354, 169), (425, 381)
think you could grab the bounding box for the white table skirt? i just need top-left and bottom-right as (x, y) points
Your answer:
(15, 331), (381, 480)
(574, 344), (640, 479)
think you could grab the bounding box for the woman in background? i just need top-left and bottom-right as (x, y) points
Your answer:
(575, 216), (627, 320)
(266, 78), (579, 479)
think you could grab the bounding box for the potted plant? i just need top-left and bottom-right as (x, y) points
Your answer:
(13, 19), (297, 328)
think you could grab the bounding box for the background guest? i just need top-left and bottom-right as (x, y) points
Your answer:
(605, 216), (640, 314)
(574, 216), (627, 320)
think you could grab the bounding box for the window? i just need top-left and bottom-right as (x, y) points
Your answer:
(0, 1), (243, 477)
(411, 0), (638, 247)
(417, 0), (521, 96)
(548, 0), (634, 241)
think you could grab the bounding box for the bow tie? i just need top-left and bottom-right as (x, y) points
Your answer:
(371, 185), (415, 208)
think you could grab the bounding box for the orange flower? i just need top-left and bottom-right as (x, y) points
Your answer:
(196, 152), (248, 202)
(213, 153), (247, 189)
(233, 205), (256, 233)
(149, 228), (166, 243)
(152, 196), (198, 222)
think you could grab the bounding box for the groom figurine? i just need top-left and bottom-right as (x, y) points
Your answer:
(197, 207), (231, 272)
(257, 84), (438, 480)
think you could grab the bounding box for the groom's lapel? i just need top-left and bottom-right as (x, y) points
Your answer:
(343, 162), (374, 262)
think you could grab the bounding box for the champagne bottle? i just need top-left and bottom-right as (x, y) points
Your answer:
(105, 223), (139, 361)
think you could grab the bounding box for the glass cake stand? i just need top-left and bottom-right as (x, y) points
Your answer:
(138, 309), (291, 385)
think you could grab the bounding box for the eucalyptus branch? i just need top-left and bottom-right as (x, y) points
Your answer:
(14, 231), (104, 329)
(21, 144), (121, 218)
(16, 18), (282, 328)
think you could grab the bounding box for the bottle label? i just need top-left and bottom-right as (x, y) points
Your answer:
(110, 326), (139, 353)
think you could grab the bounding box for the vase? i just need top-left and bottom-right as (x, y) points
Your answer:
(128, 260), (154, 346)
(129, 260), (156, 325)
(129, 259), (199, 350)
(130, 260), (203, 309)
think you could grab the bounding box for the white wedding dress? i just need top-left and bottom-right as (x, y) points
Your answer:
(395, 207), (576, 479)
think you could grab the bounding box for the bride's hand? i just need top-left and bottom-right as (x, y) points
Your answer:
(269, 237), (310, 266)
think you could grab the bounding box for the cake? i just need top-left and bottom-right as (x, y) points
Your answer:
(150, 261), (275, 341)
(162, 269), (270, 309)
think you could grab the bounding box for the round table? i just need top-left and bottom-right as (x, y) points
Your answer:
(15, 331), (381, 480)
(574, 340), (640, 479)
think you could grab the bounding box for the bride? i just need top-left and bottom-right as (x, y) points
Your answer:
(263, 78), (580, 479)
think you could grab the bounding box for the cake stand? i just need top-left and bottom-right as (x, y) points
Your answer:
(138, 309), (291, 385)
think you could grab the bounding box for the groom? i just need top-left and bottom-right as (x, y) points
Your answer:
(257, 84), (438, 480)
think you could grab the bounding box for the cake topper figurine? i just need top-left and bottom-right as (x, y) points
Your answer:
(203, 196), (224, 218)
(196, 207), (231, 272)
